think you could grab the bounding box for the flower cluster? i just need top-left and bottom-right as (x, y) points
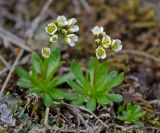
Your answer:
(91, 26), (122, 59)
(41, 16), (79, 58)
(46, 16), (79, 46)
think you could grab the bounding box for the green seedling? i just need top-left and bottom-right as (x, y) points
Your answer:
(117, 103), (146, 126)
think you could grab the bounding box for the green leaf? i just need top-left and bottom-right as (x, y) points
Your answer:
(43, 93), (53, 107)
(71, 60), (84, 81)
(17, 78), (33, 89)
(133, 121), (144, 127)
(126, 103), (133, 111)
(47, 77), (59, 89)
(117, 115), (125, 121)
(46, 48), (61, 79)
(96, 95), (111, 105)
(31, 52), (42, 74)
(31, 87), (42, 93)
(49, 89), (64, 100)
(63, 92), (78, 100)
(88, 57), (97, 87)
(15, 66), (30, 79)
(72, 95), (84, 106)
(106, 93), (123, 103)
(67, 80), (83, 93)
(136, 111), (146, 118)
(105, 72), (124, 89)
(96, 71), (118, 92)
(118, 105), (123, 113)
(55, 72), (75, 86)
(86, 97), (96, 111)
(95, 60), (108, 88)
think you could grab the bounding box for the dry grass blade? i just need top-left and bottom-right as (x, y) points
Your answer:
(108, 49), (160, 64)
(0, 27), (32, 52)
(0, 49), (24, 95)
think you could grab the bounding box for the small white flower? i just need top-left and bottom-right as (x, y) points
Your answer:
(45, 23), (57, 35)
(91, 26), (104, 35)
(68, 18), (77, 25)
(96, 46), (106, 59)
(50, 34), (58, 43)
(41, 47), (51, 58)
(65, 34), (78, 46)
(69, 25), (79, 33)
(57, 15), (68, 27)
(111, 39), (122, 52)
(102, 35), (111, 48)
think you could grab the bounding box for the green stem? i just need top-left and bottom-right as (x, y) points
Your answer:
(48, 42), (52, 48)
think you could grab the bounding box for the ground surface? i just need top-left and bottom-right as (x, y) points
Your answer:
(0, 0), (160, 132)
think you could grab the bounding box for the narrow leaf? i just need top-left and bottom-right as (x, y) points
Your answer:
(106, 93), (123, 102)
(15, 66), (30, 79)
(96, 95), (111, 105)
(31, 52), (42, 74)
(43, 93), (53, 107)
(86, 97), (96, 111)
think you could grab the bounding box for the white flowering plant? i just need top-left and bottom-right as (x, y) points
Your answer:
(16, 15), (124, 115)
(66, 57), (124, 111)
(15, 16), (80, 108)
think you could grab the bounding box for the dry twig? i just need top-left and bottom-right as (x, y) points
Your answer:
(54, 102), (109, 129)
(108, 49), (160, 64)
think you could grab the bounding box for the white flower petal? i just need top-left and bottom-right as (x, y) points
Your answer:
(102, 35), (111, 48)
(68, 42), (75, 47)
(67, 34), (78, 42)
(41, 47), (51, 58)
(65, 37), (72, 44)
(96, 46), (106, 59)
(45, 23), (57, 35)
(68, 18), (77, 25)
(57, 15), (68, 27)
(57, 16), (67, 22)
(111, 39), (122, 52)
(65, 34), (78, 46)
(99, 27), (104, 33)
(91, 26), (104, 35)
(69, 25), (79, 33)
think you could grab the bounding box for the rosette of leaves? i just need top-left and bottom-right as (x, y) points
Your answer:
(15, 48), (74, 107)
(67, 57), (124, 111)
(117, 103), (146, 126)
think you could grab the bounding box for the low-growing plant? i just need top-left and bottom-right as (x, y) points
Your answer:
(16, 15), (79, 108)
(117, 103), (146, 126)
(15, 48), (74, 107)
(66, 57), (124, 111)
(15, 15), (127, 126)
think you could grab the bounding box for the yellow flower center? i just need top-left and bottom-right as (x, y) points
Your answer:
(47, 25), (55, 33)
(98, 47), (105, 56)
